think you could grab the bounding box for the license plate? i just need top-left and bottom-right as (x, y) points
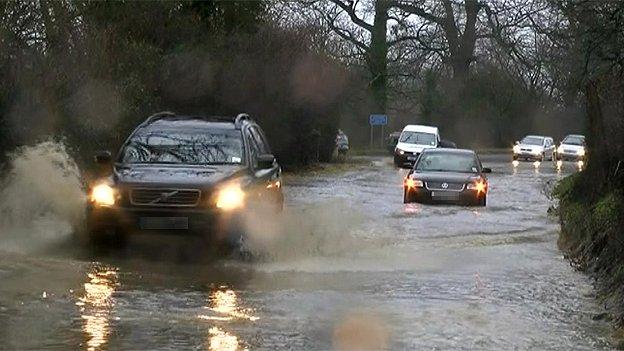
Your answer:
(139, 217), (189, 230)
(431, 191), (459, 200)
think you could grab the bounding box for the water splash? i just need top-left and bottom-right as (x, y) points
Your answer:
(0, 140), (85, 252)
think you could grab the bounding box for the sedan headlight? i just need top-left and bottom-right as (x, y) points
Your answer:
(467, 180), (487, 194)
(395, 148), (405, 155)
(215, 184), (245, 210)
(90, 184), (116, 206)
(404, 177), (424, 188)
(512, 145), (520, 154)
(577, 148), (585, 156)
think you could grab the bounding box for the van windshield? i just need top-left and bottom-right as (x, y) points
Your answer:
(399, 131), (437, 146)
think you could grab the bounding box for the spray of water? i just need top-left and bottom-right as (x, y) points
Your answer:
(0, 140), (85, 252)
(241, 199), (372, 261)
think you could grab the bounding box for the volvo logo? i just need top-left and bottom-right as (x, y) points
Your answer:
(441, 182), (449, 189)
(150, 190), (179, 204)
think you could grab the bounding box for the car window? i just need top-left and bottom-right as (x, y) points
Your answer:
(399, 131), (437, 146)
(245, 128), (260, 169)
(562, 136), (585, 145)
(521, 136), (544, 145)
(121, 129), (244, 165)
(250, 126), (271, 154)
(415, 153), (479, 173)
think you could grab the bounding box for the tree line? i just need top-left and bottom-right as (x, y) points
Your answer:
(0, 1), (622, 173)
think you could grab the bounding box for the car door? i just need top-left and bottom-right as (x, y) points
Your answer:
(245, 125), (281, 208)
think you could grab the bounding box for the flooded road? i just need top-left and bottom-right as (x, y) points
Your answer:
(0, 156), (613, 350)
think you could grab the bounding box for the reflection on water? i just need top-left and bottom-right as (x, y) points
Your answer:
(76, 266), (118, 351)
(199, 288), (259, 322)
(208, 327), (245, 351)
(199, 287), (257, 350)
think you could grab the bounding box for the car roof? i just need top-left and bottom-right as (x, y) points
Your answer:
(402, 124), (439, 134)
(138, 112), (252, 133)
(422, 148), (476, 155)
(145, 119), (237, 131)
(564, 134), (585, 138)
(523, 135), (547, 139)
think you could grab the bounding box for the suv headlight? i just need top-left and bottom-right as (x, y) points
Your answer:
(90, 184), (116, 206)
(215, 184), (245, 210)
(395, 148), (405, 155)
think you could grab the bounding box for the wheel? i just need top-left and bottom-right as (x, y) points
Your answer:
(88, 226), (127, 247)
(475, 195), (487, 207)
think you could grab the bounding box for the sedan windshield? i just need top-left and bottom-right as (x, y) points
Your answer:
(562, 136), (585, 146)
(399, 131), (436, 146)
(121, 129), (244, 165)
(415, 153), (479, 173)
(521, 136), (544, 146)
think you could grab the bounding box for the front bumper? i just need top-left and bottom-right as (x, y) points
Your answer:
(556, 152), (584, 161)
(405, 187), (484, 205)
(513, 152), (543, 161)
(86, 204), (243, 237)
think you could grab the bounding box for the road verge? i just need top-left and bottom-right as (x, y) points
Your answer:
(554, 173), (624, 348)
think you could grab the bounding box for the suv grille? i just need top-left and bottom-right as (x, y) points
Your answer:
(130, 188), (201, 207)
(425, 182), (464, 191)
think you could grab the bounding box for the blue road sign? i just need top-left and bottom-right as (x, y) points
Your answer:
(369, 114), (388, 126)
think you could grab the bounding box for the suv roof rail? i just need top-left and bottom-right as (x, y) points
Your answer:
(144, 111), (177, 124)
(234, 113), (251, 128)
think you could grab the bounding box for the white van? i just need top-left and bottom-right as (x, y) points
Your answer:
(394, 125), (440, 168)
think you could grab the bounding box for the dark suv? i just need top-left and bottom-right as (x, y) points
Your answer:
(86, 112), (284, 246)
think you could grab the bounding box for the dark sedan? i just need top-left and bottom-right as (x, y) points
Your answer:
(403, 148), (491, 206)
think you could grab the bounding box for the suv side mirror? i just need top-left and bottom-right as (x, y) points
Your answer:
(94, 151), (112, 164)
(482, 167), (492, 173)
(257, 154), (275, 169)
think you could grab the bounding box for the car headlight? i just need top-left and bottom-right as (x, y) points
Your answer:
(467, 180), (487, 194)
(532, 149), (542, 155)
(90, 184), (116, 206)
(404, 177), (424, 188)
(215, 184), (245, 210)
(557, 146), (564, 153)
(577, 148), (585, 156)
(512, 145), (520, 153)
(396, 148), (405, 155)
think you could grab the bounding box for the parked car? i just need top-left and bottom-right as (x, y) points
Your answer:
(86, 112), (284, 247)
(403, 148), (491, 206)
(512, 135), (556, 162)
(556, 134), (586, 161)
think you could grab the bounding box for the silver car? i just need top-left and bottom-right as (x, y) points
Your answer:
(556, 134), (586, 161)
(512, 135), (556, 162)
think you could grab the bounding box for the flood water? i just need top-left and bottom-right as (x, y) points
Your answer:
(0, 156), (613, 350)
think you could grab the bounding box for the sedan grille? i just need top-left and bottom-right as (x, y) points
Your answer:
(130, 188), (201, 207)
(425, 182), (464, 191)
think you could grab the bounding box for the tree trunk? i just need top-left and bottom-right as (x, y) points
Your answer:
(368, 0), (389, 114)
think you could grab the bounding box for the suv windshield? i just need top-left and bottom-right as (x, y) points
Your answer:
(562, 136), (584, 146)
(416, 153), (479, 173)
(521, 136), (544, 146)
(400, 131), (437, 146)
(121, 129), (244, 165)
